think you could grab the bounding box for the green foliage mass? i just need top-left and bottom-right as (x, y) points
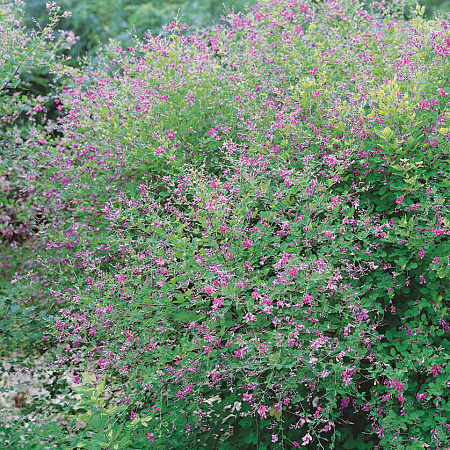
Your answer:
(1, 0), (449, 449)
(23, 0), (450, 55)
(24, 0), (250, 54)
(0, 0), (74, 356)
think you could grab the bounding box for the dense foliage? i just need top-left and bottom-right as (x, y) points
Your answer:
(21, 0), (450, 58)
(0, 0), (75, 355)
(24, 0), (250, 55)
(1, 0), (449, 449)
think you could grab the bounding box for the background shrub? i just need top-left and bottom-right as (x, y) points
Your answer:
(0, 2), (77, 445)
(24, 0), (250, 56)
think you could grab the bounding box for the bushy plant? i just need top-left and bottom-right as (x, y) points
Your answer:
(3, 0), (450, 448)
(0, 1), (77, 444)
(0, 0), (77, 325)
(24, 0), (250, 56)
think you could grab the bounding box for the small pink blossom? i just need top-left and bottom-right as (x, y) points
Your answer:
(302, 432), (312, 445)
(431, 365), (442, 377)
(303, 293), (313, 305)
(396, 195), (404, 205)
(416, 392), (427, 401)
(219, 223), (229, 233)
(243, 312), (256, 323)
(430, 228), (446, 236)
(258, 404), (269, 419)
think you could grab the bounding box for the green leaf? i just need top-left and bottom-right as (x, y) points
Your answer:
(171, 310), (201, 322)
(244, 432), (256, 444)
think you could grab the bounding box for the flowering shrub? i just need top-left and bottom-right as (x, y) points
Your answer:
(3, 0), (450, 448)
(0, 0), (76, 346)
(0, 2), (76, 445)
(24, 0), (251, 56)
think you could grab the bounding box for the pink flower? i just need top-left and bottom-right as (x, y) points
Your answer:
(416, 392), (427, 401)
(340, 396), (350, 408)
(387, 378), (404, 392)
(431, 365), (442, 376)
(430, 228), (446, 236)
(396, 195), (404, 205)
(302, 432), (312, 445)
(303, 293), (313, 305)
(212, 297), (224, 309)
(418, 248), (425, 259)
(258, 404), (269, 419)
(147, 433), (154, 442)
(242, 240), (252, 249)
(130, 411), (137, 420)
(272, 434), (278, 443)
(342, 368), (355, 386)
(293, 441), (301, 448)
(243, 312), (256, 323)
